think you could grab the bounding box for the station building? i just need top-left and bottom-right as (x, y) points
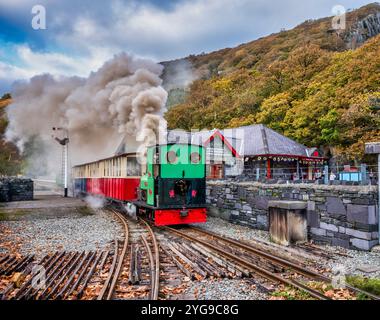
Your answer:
(166, 125), (326, 181)
(115, 124), (326, 181)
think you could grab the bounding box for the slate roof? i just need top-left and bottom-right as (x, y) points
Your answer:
(116, 124), (320, 158)
(237, 124), (309, 157)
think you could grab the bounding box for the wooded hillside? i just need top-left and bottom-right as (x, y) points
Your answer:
(164, 3), (380, 161)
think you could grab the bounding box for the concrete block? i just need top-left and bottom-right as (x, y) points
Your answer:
(226, 194), (234, 200)
(310, 235), (332, 245)
(338, 226), (346, 234)
(347, 205), (376, 225)
(351, 238), (378, 251)
(368, 206), (377, 224)
(307, 201), (316, 211)
(320, 222), (339, 232)
(346, 228), (372, 240)
(307, 211), (320, 228)
(311, 228), (326, 236)
(257, 215), (268, 227)
(268, 200), (307, 210)
(372, 232), (379, 240)
(326, 197), (346, 216)
(332, 238), (350, 249)
(231, 210), (240, 216)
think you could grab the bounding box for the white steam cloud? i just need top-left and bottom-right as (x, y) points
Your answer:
(84, 195), (105, 210)
(5, 53), (168, 178)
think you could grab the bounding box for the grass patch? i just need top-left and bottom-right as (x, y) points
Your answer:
(0, 209), (30, 221)
(346, 275), (380, 296)
(270, 286), (314, 300)
(76, 206), (95, 216)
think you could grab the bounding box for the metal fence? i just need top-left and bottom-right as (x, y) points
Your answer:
(239, 163), (379, 185)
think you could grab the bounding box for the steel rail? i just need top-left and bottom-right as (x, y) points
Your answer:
(12, 255), (35, 274)
(18, 251), (66, 300)
(44, 252), (84, 300)
(0, 256), (16, 271)
(190, 226), (380, 301)
(0, 255), (10, 265)
(162, 226), (330, 300)
(2, 255), (47, 300)
(140, 218), (160, 300)
(97, 240), (119, 300)
(76, 251), (103, 299)
(37, 252), (79, 300)
(54, 251), (91, 300)
(189, 227), (325, 279)
(14, 252), (61, 300)
(141, 235), (156, 300)
(1, 257), (20, 275)
(106, 210), (130, 300)
(66, 251), (96, 299)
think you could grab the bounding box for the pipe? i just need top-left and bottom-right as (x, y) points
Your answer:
(64, 143), (68, 197)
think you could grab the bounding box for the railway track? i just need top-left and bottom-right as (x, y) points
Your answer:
(97, 210), (160, 300)
(0, 250), (108, 300)
(0, 210), (160, 301)
(159, 225), (380, 301)
(1, 209), (378, 301)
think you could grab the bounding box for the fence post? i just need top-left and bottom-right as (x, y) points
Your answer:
(360, 164), (367, 185)
(324, 165), (329, 185)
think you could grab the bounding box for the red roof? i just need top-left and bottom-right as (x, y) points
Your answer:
(203, 130), (240, 158)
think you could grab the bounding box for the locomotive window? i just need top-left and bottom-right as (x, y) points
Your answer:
(190, 152), (201, 164)
(154, 164), (159, 178)
(127, 157), (141, 176)
(167, 151), (178, 164)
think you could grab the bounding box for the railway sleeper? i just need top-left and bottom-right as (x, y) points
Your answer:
(180, 243), (225, 278)
(167, 242), (207, 278)
(188, 242), (246, 278)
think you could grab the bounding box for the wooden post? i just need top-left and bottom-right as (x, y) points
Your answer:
(267, 159), (271, 179)
(308, 164), (313, 180)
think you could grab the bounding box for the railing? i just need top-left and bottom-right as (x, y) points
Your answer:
(236, 164), (379, 185)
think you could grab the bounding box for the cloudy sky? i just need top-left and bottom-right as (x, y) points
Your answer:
(0, 0), (373, 93)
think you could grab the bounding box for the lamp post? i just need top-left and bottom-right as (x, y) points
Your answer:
(365, 142), (380, 245)
(52, 127), (69, 197)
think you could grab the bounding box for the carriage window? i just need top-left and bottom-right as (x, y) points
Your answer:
(127, 157), (141, 176)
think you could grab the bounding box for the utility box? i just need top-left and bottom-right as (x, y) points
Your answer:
(268, 200), (308, 246)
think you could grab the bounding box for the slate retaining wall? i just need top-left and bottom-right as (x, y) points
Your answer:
(0, 177), (33, 202)
(206, 181), (379, 251)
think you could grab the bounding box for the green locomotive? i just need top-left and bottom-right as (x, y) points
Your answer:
(136, 144), (207, 226)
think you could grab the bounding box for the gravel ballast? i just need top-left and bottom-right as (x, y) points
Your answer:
(197, 216), (380, 279)
(0, 209), (123, 258)
(182, 279), (268, 300)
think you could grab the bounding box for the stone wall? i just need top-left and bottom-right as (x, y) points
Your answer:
(206, 181), (379, 251)
(0, 178), (33, 202)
